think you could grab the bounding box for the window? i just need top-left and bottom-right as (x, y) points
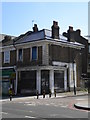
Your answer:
(89, 45), (90, 53)
(4, 51), (10, 63)
(32, 47), (37, 60)
(88, 58), (90, 67)
(18, 49), (23, 61)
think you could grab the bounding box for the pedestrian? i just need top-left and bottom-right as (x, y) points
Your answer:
(9, 88), (13, 101)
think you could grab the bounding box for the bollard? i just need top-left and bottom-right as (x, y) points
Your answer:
(49, 89), (51, 98)
(36, 90), (39, 99)
(10, 95), (12, 101)
(43, 90), (45, 98)
(54, 89), (56, 97)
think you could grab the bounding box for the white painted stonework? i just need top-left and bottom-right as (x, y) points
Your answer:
(42, 44), (49, 65)
(49, 70), (54, 93)
(69, 63), (77, 88)
(64, 69), (67, 91)
(36, 70), (41, 94)
(53, 61), (77, 89)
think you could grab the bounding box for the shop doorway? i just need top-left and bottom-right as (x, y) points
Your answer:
(54, 70), (64, 92)
(19, 71), (36, 95)
(41, 70), (49, 94)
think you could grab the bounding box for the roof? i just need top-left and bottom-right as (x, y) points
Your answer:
(0, 29), (84, 50)
(0, 34), (16, 46)
(15, 29), (68, 44)
(14, 29), (84, 49)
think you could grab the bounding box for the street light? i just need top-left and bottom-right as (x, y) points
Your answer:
(73, 60), (76, 95)
(73, 51), (82, 95)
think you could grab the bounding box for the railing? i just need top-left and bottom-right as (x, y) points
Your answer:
(16, 60), (42, 68)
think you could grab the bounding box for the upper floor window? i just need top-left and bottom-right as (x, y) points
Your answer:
(89, 45), (90, 53)
(18, 49), (23, 61)
(4, 51), (10, 63)
(32, 46), (38, 60)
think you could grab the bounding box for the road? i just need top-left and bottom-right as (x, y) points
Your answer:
(1, 95), (89, 119)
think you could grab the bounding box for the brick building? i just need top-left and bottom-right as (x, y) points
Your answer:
(1, 21), (88, 95)
(0, 34), (16, 95)
(87, 38), (90, 78)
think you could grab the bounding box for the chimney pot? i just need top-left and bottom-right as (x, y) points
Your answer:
(69, 26), (73, 32)
(53, 21), (58, 26)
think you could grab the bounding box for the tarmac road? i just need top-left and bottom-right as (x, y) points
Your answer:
(1, 95), (89, 119)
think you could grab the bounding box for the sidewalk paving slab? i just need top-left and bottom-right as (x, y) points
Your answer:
(1, 91), (88, 102)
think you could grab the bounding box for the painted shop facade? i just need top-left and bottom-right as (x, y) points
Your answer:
(1, 21), (88, 95)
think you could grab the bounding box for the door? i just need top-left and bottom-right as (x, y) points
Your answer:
(41, 70), (49, 94)
(54, 70), (64, 92)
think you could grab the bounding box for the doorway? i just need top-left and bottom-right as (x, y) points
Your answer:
(41, 70), (49, 94)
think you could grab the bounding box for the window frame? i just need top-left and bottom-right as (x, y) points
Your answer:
(31, 46), (38, 61)
(4, 51), (10, 63)
(18, 49), (23, 62)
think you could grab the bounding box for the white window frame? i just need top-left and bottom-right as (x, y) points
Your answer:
(4, 51), (10, 63)
(30, 46), (38, 61)
(17, 49), (23, 62)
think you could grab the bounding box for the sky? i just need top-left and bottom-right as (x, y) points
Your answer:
(1, 2), (88, 37)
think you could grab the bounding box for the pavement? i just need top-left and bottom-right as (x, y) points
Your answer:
(1, 90), (89, 111)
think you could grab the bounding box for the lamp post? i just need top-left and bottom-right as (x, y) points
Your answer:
(73, 51), (82, 95)
(73, 60), (76, 95)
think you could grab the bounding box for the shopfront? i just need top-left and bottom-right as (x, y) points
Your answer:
(54, 70), (64, 92)
(2, 68), (15, 95)
(18, 71), (36, 95)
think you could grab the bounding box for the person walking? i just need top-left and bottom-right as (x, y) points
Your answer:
(9, 88), (13, 101)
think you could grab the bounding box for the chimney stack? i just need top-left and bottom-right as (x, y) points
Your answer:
(4, 35), (11, 40)
(51, 21), (60, 39)
(76, 29), (81, 36)
(33, 24), (38, 32)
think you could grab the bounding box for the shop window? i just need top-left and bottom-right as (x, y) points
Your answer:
(18, 49), (23, 61)
(88, 58), (90, 67)
(4, 51), (10, 63)
(89, 45), (90, 53)
(32, 46), (38, 60)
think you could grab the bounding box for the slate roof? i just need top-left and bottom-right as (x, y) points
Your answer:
(14, 29), (68, 44)
(14, 29), (84, 49)
(0, 30), (84, 49)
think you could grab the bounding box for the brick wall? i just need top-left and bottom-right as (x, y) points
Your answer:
(2, 50), (16, 67)
(17, 46), (42, 67)
(49, 45), (69, 64)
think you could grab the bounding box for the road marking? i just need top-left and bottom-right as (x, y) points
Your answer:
(50, 114), (59, 117)
(1, 112), (8, 115)
(18, 102), (24, 103)
(76, 98), (87, 100)
(45, 104), (50, 106)
(29, 111), (32, 113)
(25, 103), (36, 106)
(25, 102), (30, 104)
(25, 115), (36, 118)
(61, 105), (68, 108)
